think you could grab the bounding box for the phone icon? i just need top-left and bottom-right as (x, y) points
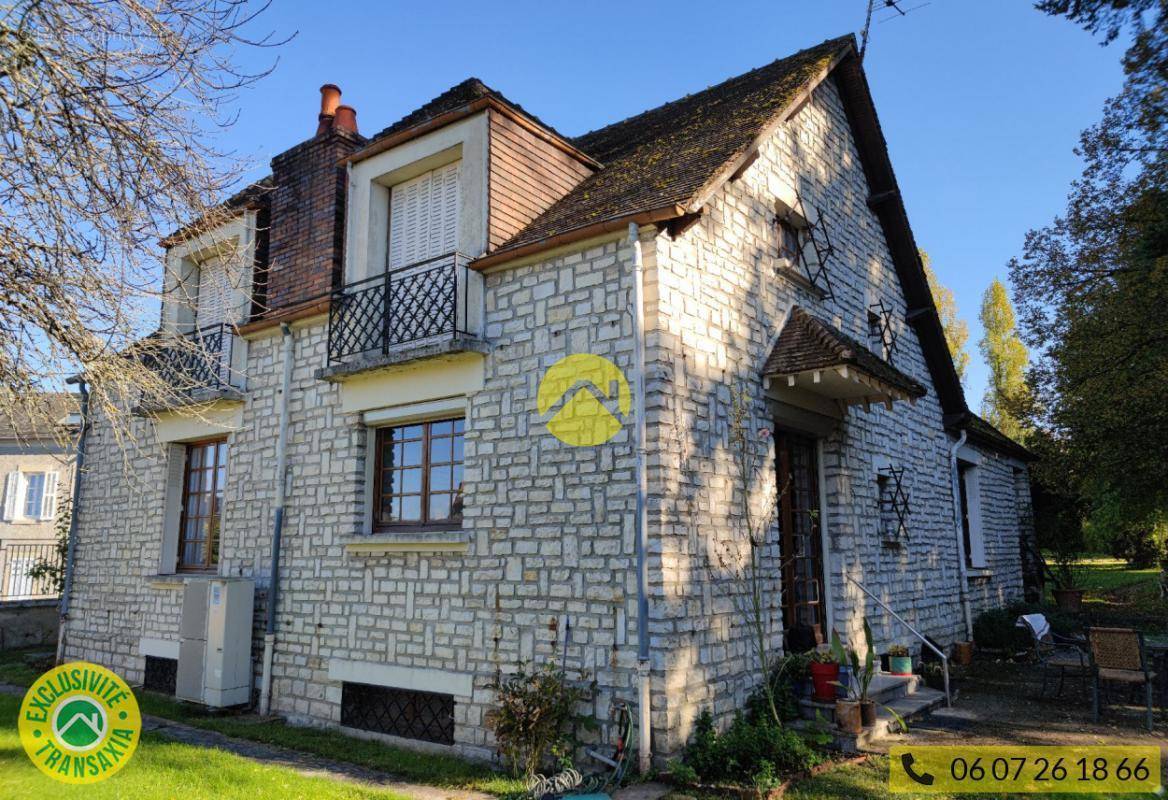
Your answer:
(901, 753), (935, 786)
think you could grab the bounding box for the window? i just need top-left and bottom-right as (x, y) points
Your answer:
(2, 471), (58, 521)
(777, 218), (802, 264)
(388, 161), (460, 269)
(178, 438), (227, 570)
(868, 311), (885, 358)
(958, 461), (986, 569)
(374, 418), (464, 530)
(340, 682), (454, 745)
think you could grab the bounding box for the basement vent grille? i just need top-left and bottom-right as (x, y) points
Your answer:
(143, 656), (178, 695)
(340, 682), (455, 745)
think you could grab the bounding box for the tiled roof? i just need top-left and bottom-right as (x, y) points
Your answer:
(366, 78), (574, 147)
(0, 392), (79, 441)
(963, 413), (1034, 460)
(493, 35), (853, 252)
(763, 307), (926, 398)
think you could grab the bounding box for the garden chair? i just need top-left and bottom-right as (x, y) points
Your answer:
(1088, 627), (1157, 732)
(1016, 614), (1087, 697)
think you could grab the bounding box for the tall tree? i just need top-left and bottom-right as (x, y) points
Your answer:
(1012, 0), (1168, 525)
(978, 279), (1030, 441)
(0, 1), (281, 448)
(920, 249), (971, 383)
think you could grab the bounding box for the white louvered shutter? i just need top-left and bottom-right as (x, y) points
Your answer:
(40, 472), (59, 520)
(2, 473), (17, 521)
(196, 255), (228, 329)
(388, 162), (460, 269)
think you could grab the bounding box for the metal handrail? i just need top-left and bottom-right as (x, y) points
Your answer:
(845, 573), (951, 706)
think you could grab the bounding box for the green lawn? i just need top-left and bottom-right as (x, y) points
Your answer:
(1063, 556), (1168, 632)
(0, 649), (524, 798)
(0, 693), (414, 799)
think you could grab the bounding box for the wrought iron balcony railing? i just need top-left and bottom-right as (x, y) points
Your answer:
(328, 252), (477, 366)
(145, 322), (244, 396)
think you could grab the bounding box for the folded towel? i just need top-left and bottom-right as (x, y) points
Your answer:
(1017, 613), (1050, 641)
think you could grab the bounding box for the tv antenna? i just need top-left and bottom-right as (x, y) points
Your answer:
(859, 0), (932, 61)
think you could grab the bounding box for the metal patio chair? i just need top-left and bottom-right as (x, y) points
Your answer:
(1017, 613), (1087, 698)
(1088, 627), (1157, 732)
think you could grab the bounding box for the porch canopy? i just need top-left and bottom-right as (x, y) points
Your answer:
(763, 307), (926, 411)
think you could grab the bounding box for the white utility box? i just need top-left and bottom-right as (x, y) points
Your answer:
(177, 577), (255, 706)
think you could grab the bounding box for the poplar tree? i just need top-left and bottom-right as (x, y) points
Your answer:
(978, 279), (1030, 441)
(920, 250), (970, 383)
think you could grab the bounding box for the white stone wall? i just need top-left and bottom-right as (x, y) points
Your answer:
(646, 76), (1027, 749)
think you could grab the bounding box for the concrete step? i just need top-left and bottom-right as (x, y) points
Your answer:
(794, 686), (948, 754)
(797, 673), (921, 723)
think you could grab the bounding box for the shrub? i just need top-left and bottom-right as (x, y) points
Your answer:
(680, 710), (822, 786)
(487, 662), (594, 778)
(973, 602), (1080, 652)
(745, 652), (809, 723)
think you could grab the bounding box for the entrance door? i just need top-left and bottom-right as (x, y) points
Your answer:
(776, 431), (825, 642)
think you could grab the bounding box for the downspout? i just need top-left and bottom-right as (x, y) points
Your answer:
(55, 377), (90, 665)
(949, 429), (973, 640)
(628, 222), (651, 775)
(259, 322), (294, 715)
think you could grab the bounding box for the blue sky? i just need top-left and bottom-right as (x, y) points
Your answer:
(227, 0), (1128, 408)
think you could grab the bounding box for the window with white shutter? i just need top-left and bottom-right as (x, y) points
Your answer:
(195, 254), (229, 329)
(40, 472), (58, 521)
(388, 162), (460, 270)
(2, 473), (18, 521)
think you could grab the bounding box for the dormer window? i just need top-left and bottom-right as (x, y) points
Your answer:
(389, 161), (460, 269)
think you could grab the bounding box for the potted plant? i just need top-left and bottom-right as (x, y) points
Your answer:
(832, 622), (878, 728)
(808, 649), (840, 702)
(1049, 544), (1084, 612)
(887, 645), (913, 676)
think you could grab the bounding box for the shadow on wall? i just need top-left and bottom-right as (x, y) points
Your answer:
(0, 599), (59, 650)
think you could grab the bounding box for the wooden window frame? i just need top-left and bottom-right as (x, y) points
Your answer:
(373, 418), (464, 532)
(177, 436), (227, 572)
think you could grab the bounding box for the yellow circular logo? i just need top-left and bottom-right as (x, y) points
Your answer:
(19, 661), (141, 784)
(537, 354), (632, 446)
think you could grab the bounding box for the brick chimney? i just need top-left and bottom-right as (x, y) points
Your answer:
(263, 84), (365, 312)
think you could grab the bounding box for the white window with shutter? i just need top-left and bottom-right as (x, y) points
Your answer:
(388, 161), (460, 270)
(40, 472), (58, 521)
(2, 473), (18, 521)
(195, 254), (229, 329)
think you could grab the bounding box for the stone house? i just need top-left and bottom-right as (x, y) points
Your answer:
(62, 35), (1037, 762)
(1, 392), (76, 602)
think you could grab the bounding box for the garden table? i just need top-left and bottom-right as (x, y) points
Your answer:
(1143, 634), (1168, 712)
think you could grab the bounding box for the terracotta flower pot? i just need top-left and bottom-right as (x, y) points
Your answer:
(890, 655), (913, 676)
(809, 661), (840, 702)
(952, 641), (974, 666)
(835, 699), (862, 734)
(1053, 588), (1084, 613)
(860, 699), (877, 727)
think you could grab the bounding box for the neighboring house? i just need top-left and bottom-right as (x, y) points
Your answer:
(63, 35), (1037, 761)
(1, 393), (76, 601)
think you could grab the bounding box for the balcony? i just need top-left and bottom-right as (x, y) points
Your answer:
(139, 322), (245, 408)
(321, 252), (486, 379)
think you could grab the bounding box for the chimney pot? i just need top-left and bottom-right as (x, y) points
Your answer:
(319, 84), (342, 117)
(333, 104), (358, 135)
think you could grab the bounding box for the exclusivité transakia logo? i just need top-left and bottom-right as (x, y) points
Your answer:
(19, 661), (141, 783)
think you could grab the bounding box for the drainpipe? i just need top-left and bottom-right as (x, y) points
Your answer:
(628, 222), (651, 775)
(260, 323), (294, 715)
(55, 377), (90, 665)
(949, 428), (973, 640)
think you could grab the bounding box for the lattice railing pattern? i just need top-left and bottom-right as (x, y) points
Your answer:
(145, 323), (241, 394)
(340, 682), (455, 745)
(329, 252), (467, 364)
